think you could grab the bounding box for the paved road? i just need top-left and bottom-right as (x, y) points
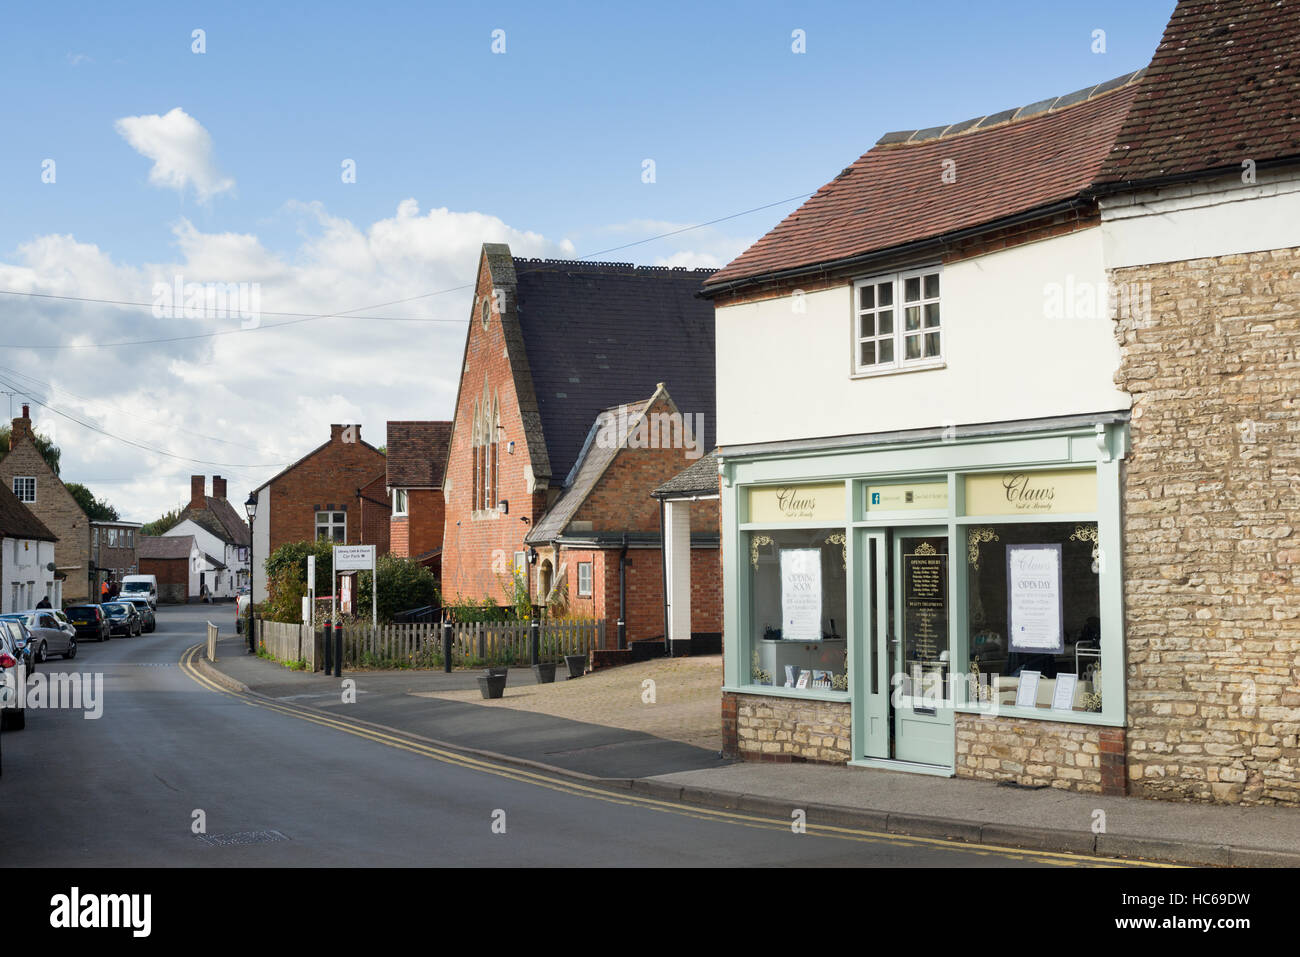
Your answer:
(1, 605), (1138, 867)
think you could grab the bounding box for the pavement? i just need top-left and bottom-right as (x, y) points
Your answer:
(203, 635), (1300, 867)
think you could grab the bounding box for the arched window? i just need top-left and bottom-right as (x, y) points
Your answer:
(470, 385), (500, 514)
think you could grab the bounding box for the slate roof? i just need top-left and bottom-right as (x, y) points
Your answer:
(139, 535), (196, 560)
(1096, 0), (1300, 186)
(512, 259), (717, 481)
(175, 496), (251, 547)
(653, 450), (720, 499)
(525, 396), (655, 544)
(0, 481), (56, 541)
(386, 421), (453, 488)
(203, 552), (227, 570)
(702, 73), (1142, 292)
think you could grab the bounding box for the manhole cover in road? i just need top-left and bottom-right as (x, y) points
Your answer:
(195, 829), (290, 847)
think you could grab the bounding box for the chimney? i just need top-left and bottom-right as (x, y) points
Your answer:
(190, 475), (206, 510)
(330, 423), (359, 444)
(10, 404), (32, 449)
(212, 475), (227, 500)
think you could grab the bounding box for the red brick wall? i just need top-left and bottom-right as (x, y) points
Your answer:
(140, 557), (186, 586)
(266, 425), (388, 556)
(358, 471), (391, 554)
(391, 516), (409, 557)
(690, 547), (722, 632)
(404, 488), (444, 558)
(441, 254), (547, 603)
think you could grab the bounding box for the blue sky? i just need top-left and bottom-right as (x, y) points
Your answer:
(0, 1), (1177, 520)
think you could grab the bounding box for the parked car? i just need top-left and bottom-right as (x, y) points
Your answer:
(101, 602), (142, 637)
(65, 604), (111, 642)
(0, 617), (35, 677)
(124, 598), (156, 633)
(0, 619), (30, 731)
(3, 609), (77, 662)
(120, 574), (158, 610)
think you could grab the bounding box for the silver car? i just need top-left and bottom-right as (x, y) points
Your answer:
(0, 618), (30, 731)
(12, 609), (77, 662)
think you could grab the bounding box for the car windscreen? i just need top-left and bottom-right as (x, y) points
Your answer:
(103, 604), (130, 615)
(122, 582), (150, 591)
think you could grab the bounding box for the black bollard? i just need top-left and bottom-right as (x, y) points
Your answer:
(442, 620), (453, 673)
(617, 617), (626, 651)
(333, 621), (343, 678)
(529, 618), (540, 666)
(322, 621), (333, 674)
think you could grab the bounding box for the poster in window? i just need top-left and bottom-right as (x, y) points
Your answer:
(780, 548), (822, 641)
(1007, 544), (1064, 653)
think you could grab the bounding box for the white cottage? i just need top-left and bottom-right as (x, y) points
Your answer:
(0, 480), (59, 612)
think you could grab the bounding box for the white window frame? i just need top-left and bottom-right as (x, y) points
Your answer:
(577, 562), (593, 597)
(393, 488), (409, 516)
(12, 476), (35, 503)
(852, 266), (944, 377)
(315, 510), (347, 543)
(107, 528), (119, 547)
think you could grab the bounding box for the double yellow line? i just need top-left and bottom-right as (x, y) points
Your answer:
(178, 644), (1173, 867)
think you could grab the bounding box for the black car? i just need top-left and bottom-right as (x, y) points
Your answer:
(124, 598), (156, 633)
(101, 602), (142, 637)
(66, 604), (112, 642)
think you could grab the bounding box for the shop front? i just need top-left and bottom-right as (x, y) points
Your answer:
(720, 414), (1128, 794)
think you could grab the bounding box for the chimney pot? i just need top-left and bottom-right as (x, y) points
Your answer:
(212, 475), (227, 500)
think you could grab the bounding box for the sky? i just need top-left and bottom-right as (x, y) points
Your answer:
(0, 0), (1178, 521)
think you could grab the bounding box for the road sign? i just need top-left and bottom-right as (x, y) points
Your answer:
(333, 545), (375, 571)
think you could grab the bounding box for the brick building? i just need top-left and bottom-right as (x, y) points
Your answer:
(248, 423), (387, 602)
(386, 421), (452, 576)
(91, 520), (141, 593)
(138, 534), (202, 604)
(702, 0), (1300, 807)
(0, 405), (93, 603)
(440, 245), (718, 652)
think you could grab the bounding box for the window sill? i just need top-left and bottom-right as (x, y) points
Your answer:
(850, 360), (946, 380)
(723, 684), (851, 703)
(953, 704), (1124, 727)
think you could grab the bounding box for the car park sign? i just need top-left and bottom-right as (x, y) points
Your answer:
(333, 545), (375, 571)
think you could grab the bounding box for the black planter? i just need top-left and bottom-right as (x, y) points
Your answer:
(478, 669), (508, 699)
(564, 654), (587, 679)
(532, 663), (556, 684)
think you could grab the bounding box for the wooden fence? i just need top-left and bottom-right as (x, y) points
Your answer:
(336, 618), (605, 670)
(255, 619), (315, 671)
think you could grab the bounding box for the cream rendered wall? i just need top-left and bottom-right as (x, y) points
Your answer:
(252, 487), (271, 603)
(715, 227), (1130, 447)
(1100, 168), (1300, 269)
(2, 538), (56, 613)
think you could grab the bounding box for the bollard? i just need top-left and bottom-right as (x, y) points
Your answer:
(617, 618), (626, 651)
(334, 621), (343, 678)
(442, 621), (453, 673)
(323, 621), (333, 675)
(529, 618), (540, 666)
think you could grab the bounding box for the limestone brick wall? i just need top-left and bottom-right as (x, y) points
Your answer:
(1114, 247), (1300, 805)
(954, 713), (1123, 794)
(723, 691), (851, 763)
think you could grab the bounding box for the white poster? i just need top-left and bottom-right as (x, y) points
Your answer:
(1052, 673), (1079, 712)
(1007, 544), (1064, 653)
(780, 548), (822, 641)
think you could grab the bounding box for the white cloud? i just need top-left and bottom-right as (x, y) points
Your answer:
(114, 108), (235, 202)
(0, 200), (574, 521)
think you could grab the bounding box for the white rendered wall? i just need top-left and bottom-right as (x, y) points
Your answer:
(715, 227), (1129, 448)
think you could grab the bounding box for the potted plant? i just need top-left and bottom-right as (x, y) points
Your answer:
(532, 661), (557, 683)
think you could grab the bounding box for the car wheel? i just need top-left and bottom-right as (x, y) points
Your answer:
(64, 641), (77, 660)
(2, 709), (24, 731)
(36, 642), (48, 663)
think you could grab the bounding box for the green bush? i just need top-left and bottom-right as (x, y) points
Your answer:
(354, 554), (440, 623)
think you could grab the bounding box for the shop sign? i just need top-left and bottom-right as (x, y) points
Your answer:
(748, 483), (845, 524)
(866, 481), (948, 512)
(964, 469), (1096, 516)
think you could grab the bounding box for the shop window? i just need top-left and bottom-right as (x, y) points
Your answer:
(966, 521), (1101, 714)
(746, 528), (848, 691)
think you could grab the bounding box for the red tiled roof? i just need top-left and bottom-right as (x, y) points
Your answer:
(1097, 0), (1300, 186)
(386, 421), (452, 488)
(704, 78), (1142, 291)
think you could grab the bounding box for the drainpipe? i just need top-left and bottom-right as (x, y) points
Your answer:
(618, 533), (628, 651)
(658, 498), (670, 658)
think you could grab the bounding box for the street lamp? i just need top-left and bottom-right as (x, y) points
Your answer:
(245, 491), (258, 654)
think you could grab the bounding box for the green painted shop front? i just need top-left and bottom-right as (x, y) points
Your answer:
(720, 416), (1128, 781)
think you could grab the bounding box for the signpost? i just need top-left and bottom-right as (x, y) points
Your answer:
(332, 545), (377, 630)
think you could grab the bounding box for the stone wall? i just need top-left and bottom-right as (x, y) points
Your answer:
(1114, 246), (1300, 806)
(723, 691), (851, 763)
(955, 713), (1122, 794)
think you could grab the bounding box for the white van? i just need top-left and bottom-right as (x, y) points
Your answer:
(120, 574), (158, 610)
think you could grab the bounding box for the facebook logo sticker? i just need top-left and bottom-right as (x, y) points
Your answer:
(871, 492), (880, 505)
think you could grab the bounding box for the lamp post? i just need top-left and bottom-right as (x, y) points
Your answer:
(245, 491), (258, 654)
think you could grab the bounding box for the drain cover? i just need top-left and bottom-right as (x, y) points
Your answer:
(195, 829), (289, 847)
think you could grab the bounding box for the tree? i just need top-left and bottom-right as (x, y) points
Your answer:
(65, 482), (120, 522)
(141, 505), (186, 537)
(356, 554), (439, 623)
(0, 425), (62, 476)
